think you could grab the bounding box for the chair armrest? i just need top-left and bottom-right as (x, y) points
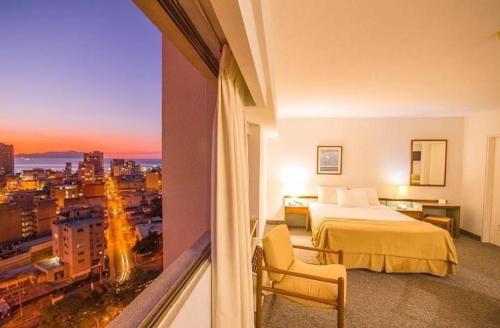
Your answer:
(261, 265), (341, 284)
(292, 244), (340, 254)
(292, 245), (344, 264)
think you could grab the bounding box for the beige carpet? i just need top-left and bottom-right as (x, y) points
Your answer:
(263, 225), (500, 328)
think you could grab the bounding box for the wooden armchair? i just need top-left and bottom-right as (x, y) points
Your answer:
(256, 225), (346, 328)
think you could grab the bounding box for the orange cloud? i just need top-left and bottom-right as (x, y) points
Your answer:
(0, 127), (161, 158)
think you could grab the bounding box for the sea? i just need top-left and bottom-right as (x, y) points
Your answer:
(14, 157), (162, 173)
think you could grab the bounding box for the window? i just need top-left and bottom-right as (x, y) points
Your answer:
(0, 1), (163, 326)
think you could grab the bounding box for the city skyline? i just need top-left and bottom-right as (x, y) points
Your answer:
(0, 1), (161, 158)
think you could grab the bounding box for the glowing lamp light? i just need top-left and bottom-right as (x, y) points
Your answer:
(385, 169), (407, 186)
(398, 185), (409, 197)
(280, 165), (309, 196)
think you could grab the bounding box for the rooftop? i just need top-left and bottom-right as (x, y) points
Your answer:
(0, 263), (39, 280)
(54, 216), (103, 228)
(35, 257), (63, 271)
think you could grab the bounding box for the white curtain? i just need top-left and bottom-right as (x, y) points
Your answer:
(212, 45), (254, 327)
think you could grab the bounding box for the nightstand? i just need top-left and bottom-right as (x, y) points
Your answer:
(284, 206), (310, 230)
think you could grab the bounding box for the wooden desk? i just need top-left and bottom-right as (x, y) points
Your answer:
(395, 209), (423, 220)
(420, 204), (460, 237)
(380, 198), (461, 238)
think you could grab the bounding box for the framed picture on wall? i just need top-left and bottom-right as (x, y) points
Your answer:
(317, 146), (342, 175)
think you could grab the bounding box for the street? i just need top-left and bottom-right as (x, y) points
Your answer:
(104, 176), (134, 283)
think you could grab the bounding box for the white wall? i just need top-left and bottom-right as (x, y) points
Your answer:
(264, 117), (464, 220)
(461, 110), (500, 236)
(168, 263), (212, 328)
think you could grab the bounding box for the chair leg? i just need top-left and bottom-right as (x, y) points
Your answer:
(337, 305), (345, 328)
(256, 247), (263, 328)
(337, 277), (345, 328)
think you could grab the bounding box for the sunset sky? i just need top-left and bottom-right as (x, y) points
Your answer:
(0, 1), (161, 158)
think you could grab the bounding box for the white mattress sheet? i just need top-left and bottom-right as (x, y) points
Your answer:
(309, 202), (414, 232)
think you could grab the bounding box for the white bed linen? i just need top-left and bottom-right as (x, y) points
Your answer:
(309, 202), (414, 233)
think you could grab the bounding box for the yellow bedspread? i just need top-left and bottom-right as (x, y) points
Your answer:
(313, 219), (458, 276)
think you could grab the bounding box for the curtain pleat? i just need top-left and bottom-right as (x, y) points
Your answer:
(212, 44), (254, 328)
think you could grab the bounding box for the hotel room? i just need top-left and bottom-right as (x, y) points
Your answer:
(112, 1), (500, 327)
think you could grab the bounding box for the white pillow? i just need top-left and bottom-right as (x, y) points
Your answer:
(350, 188), (380, 206)
(318, 186), (346, 204)
(337, 189), (370, 207)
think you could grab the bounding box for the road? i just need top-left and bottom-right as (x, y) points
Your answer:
(104, 176), (134, 283)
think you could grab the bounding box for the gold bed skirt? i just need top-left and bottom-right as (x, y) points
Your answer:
(321, 252), (455, 276)
(313, 219), (458, 277)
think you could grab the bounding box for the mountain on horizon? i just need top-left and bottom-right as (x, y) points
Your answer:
(15, 151), (84, 158)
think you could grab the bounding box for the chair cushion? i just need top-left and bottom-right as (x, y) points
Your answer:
(274, 259), (347, 309)
(262, 225), (295, 282)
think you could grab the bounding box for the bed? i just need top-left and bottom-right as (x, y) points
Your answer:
(309, 202), (458, 276)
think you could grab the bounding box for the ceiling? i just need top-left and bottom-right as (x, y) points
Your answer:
(266, 0), (500, 117)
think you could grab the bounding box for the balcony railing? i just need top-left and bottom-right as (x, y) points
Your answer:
(109, 232), (210, 328)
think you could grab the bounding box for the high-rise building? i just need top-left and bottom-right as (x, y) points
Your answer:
(64, 162), (72, 178)
(78, 162), (96, 184)
(110, 159), (125, 177)
(110, 159), (140, 177)
(124, 160), (140, 176)
(83, 151), (104, 176)
(52, 211), (105, 279)
(0, 143), (14, 176)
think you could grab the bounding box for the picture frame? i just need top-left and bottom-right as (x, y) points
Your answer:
(317, 146), (342, 175)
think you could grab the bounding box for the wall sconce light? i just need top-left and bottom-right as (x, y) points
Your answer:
(280, 165), (308, 197)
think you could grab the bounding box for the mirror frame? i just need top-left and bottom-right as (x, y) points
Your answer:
(409, 139), (448, 187)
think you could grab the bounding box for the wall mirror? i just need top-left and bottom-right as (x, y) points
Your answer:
(410, 139), (447, 186)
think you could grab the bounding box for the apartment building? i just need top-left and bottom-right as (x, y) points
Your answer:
(83, 151), (104, 177)
(0, 197), (57, 244)
(145, 171), (161, 192)
(111, 159), (140, 177)
(33, 198), (58, 237)
(77, 162), (96, 184)
(82, 182), (105, 198)
(52, 216), (105, 279)
(0, 203), (22, 244)
(51, 184), (80, 208)
(0, 143), (14, 176)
